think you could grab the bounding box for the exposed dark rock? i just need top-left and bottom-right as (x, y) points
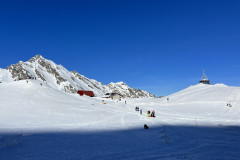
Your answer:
(6, 62), (31, 80)
(72, 71), (101, 90)
(35, 69), (46, 81)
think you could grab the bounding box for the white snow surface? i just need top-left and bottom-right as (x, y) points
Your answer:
(0, 69), (13, 82)
(0, 81), (240, 159)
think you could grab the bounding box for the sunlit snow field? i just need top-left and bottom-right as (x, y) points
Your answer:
(0, 80), (240, 160)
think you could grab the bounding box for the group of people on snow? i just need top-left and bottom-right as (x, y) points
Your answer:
(135, 106), (155, 117)
(135, 107), (152, 129)
(135, 106), (142, 115)
(147, 110), (155, 117)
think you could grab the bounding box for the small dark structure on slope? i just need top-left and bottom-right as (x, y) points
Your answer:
(78, 90), (95, 97)
(199, 70), (210, 84)
(103, 92), (121, 99)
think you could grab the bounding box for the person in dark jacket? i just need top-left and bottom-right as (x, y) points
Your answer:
(152, 110), (155, 117)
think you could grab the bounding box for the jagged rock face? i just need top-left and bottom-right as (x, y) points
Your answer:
(71, 71), (110, 96)
(28, 55), (67, 85)
(6, 62), (31, 80)
(5, 55), (76, 93)
(107, 82), (156, 98)
(72, 71), (101, 90)
(1, 55), (155, 97)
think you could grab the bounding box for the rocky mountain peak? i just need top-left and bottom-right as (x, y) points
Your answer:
(28, 54), (44, 63)
(1, 55), (155, 98)
(107, 81), (155, 98)
(116, 81), (127, 85)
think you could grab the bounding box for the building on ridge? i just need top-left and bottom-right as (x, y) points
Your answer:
(199, 70), (210, 84)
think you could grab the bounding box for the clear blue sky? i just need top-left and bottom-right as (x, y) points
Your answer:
(1, 0), (240, 96)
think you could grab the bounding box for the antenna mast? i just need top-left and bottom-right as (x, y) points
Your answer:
(199, 70), (210, 84)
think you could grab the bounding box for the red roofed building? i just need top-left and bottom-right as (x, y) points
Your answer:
(77, 90), (95, 97)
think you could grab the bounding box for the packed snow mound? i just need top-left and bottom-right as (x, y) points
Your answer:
(0, 55), (155, 98)
(166, 83), (240, 103)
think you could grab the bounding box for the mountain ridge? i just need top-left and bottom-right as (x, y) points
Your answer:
(0, 55), (156, 98)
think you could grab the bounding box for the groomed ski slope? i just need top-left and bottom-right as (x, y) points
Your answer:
(0, 80), (240, 160)
(0, 80), (145, 132)
(126, 83), (240, 126)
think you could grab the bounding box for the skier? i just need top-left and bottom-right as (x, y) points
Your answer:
(144, 124), (149, 129)
(140, 109), (142, 115)
(152, 110), (155, 117)
(147, 111), (150, 117)
(125, 100), (127, 104)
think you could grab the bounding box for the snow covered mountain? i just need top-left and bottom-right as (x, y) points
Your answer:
(107, 82), (155, 98)
(0, 55), (155, 98)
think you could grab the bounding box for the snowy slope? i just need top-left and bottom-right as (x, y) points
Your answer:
(0, 81), (240, 159)
(0, 55), (155, 98)
(0, 80), (145, 132)
(126, 83), (240, 126)
(168, 83), (240, 103)
(1, 81), (239, 130)
(0, 69), (13, 82)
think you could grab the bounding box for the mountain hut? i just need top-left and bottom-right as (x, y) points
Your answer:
(77, 90), (95, 97)
(199, 70), (210, 84)
(103, 93), (121, 99)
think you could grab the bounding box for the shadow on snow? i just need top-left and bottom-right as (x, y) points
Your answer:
(0, 125), (240, 160)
